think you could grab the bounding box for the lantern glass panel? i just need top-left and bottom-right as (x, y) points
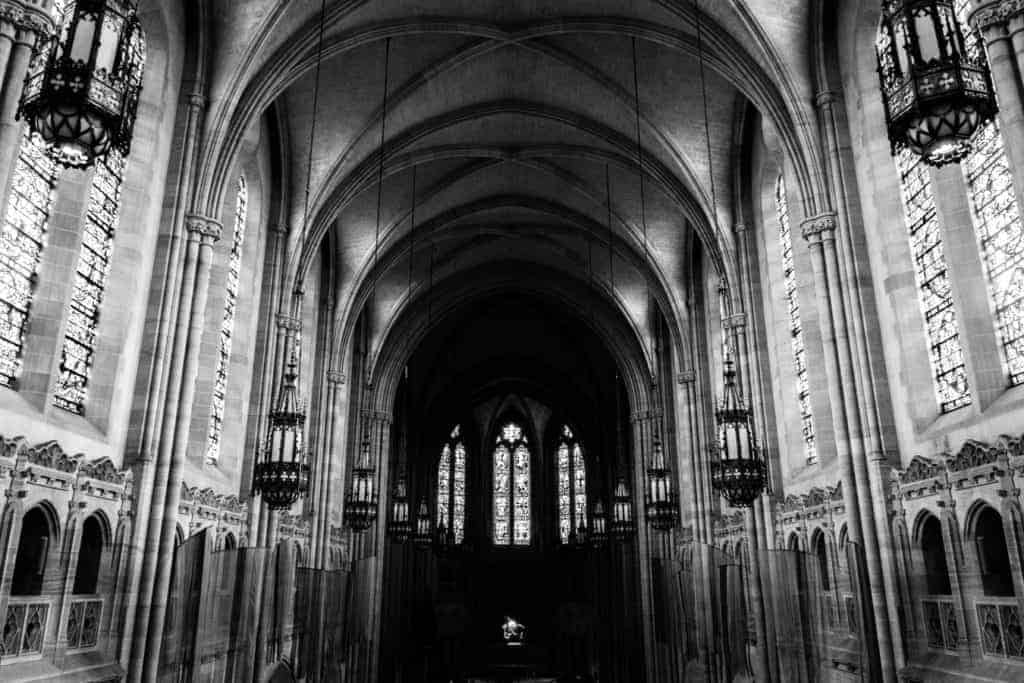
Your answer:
(70, 14), (97, 62)
(914, 9), (940, 61)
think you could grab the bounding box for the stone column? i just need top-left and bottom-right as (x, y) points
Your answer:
(317, 370), (346, 567)
(120, 87), (206, 670)
(802, 214), (895, 681)
(674, 369), (701, 540)
(138, 214), (222, 683)
(0, 1), (52, 209)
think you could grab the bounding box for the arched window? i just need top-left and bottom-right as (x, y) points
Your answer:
(814, 532), (831, 591)
(206, 175), (248, 463)
(437, 424), (466, 544)
(974, 507), (1014, 597)
(556, 425), (586, 544)
(53, 151), (127, 413)
(0, 132), (58, 387)
(494, 421), (530, 546)
(776, 173), (817, 464)
(921, 515), (952, 595)
(896, 149), (970, 412)
(73, 515), (104, 594)
(11, 507), (52, 595)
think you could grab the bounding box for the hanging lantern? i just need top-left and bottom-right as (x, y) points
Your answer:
(413, 498), (433, 548)
(610, 478), (634, 539)
(345, 426), (379, 532)
(387, 477), (411, 543)
(875, 0), (997, 166)
(590, 500), (608, 547)
(645, 435), (678, 531)
(710, 355), (766, 507)
(252, 352), (310, 510)
(19, 0), (146, 168)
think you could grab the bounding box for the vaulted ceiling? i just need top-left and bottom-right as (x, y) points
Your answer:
(197, 1), (826, 377)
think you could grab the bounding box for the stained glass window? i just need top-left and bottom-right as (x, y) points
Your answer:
(494, 421), (530, 546)
(206, 176), (248, 463)
(775, 174), (817, 464)
(557, 425), (587, 543)
(896, 149), (971, 411)
(954, 5), (1024, 386)
(437, 424), (466, 544)
(53, 152), (125, 413)
(0, 133), (58, 387)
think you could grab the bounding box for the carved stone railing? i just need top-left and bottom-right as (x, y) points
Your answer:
(976, 598), (1024, 658)
(0, 597), (49, 659)
(922, 597), (960, 651)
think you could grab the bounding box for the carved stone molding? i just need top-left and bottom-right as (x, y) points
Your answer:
(275, 314), (301, 332)
(800, 213), (837, 242)
(185, 214), (223, 242)
(970, 0), (1024, 32)
(0, 0), (55, 37)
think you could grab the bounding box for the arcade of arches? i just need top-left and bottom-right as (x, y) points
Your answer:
(3, 1), (1024, 682)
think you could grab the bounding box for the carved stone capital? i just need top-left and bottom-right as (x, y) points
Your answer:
(970, 0), (1024, 32)
(800, 213), (837, 242)
(270, 222), (289, 235)
(814, 90), (838, 108)
(722, 313), (746, 331)
(677, 370), (696, 384)
(275, 314), (301, 332)
(733, 221), (747, 234)
(0, 1), (55, 38)
(326, 371), (346, 386)
(188, 92), (208, 109)
(185, 214), (223, 242)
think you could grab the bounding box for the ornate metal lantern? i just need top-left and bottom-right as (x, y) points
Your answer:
(710, 355), (766, 507)
(875, 0), (997, 166)
(610, 478), (634, 539)
(345, 427), (379, 532)
(413, 498), (433, 547)
(252, 352), (310, 510)
(19, 0), (146, 168)
(387, 477), (411, 543)
(645, 435), (679, 531)
(590, 501), (608, 547)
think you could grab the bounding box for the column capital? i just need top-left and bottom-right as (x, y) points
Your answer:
(733, 220), (748, 234)
(185, 214), (223, 242)
(187, 92), (208, 109)
(970, 0), (1024, 33)
(814, 90), (839, 109)
(722, 312), (746, 331)
(275, 313), (301, 332)
(800, 212), (837, 242)
(0, 1), (55, 38)
(326, 371), (346, 386)
(270, 222), (289, 235)
(677, 370), (696, 384)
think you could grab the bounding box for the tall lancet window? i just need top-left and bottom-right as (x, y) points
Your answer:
(557, 425), (586, 543)
(54, 151), (126, 414)
(896, 149), (971, 411)
(436, 424), (466, 543)
(775, 174), (817, 464)
(955, 2), (1024, 385)
(0, 133), (57, 387)
(494, 421), (530, 546)
(206, 176), (248, 464)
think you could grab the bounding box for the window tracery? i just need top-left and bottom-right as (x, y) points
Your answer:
(437, 424), (466, 544)
(896, 149), (971, 411)
(54, 151), (126, 413)
(776, 174), (817, 464)
(557, 425), (586, 543)
(0, 133), (58, 387)
(206, 176), (248, 463)
(494, 421), (530, 546)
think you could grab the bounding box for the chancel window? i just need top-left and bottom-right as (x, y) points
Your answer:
(54, 152), (126, 413)
(206, 176), (248, 464)
(896, 149), (971, 412)
(0, 133), (58, 387)
(776, 174), (817, 464)
(437, 424), (466, 544)
(557, 425), (586, 544)
(493, 421), (530, 546)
